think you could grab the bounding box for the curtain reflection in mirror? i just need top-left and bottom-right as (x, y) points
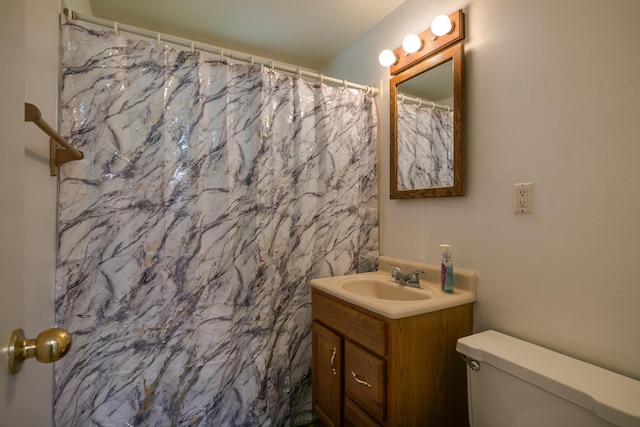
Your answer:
(397, 101), (453, 190)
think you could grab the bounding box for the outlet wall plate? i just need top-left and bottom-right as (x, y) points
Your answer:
(513, 182), (533, 214)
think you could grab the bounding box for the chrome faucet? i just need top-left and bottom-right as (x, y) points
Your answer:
(390, 264), (424, 288)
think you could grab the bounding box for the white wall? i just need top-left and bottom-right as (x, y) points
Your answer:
(323, 0), (640, 380)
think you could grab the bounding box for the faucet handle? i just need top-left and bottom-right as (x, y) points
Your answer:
(389, 264), (402, 278)
(408, 269), (424, 283)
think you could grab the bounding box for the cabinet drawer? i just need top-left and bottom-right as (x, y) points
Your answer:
(344, 397), (382, 427)
(344, 341), (386, 423)
(312, 289), (386, 355)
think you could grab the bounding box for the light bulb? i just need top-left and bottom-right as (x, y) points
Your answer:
(431, 14), (453, 37)
(402, 34), (422, 54)
(378, 49), (397, 67)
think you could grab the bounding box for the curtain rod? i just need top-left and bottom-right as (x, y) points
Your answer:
(64, 10), (378, 96)
(397, 93), (451, 112)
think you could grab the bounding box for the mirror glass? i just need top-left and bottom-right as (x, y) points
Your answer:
(390, 43), (464, 198)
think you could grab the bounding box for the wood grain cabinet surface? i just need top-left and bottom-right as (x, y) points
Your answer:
(311, 288), (472, 427)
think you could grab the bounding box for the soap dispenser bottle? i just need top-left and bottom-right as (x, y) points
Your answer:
(440, 244), (454, 293)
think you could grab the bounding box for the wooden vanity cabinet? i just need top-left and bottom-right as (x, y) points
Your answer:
(311, 288), (472, 427)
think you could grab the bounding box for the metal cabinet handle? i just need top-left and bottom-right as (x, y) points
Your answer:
(351, 372), (372, 388)
(330, 347), (337, 375)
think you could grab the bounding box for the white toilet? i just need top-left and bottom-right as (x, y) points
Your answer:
(456, 330), (640, 427)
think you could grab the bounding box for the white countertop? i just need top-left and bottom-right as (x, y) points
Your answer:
(311, 256), (477, 319)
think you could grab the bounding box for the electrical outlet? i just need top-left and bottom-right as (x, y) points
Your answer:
(513, 182), (534, 214)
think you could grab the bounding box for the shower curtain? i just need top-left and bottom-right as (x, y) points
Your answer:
(55, 20), (377, 426)
(396, 101), (453, 190)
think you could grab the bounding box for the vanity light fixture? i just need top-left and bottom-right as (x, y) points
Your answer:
(378, 11), (460, 68)
(380, 9), (464, 74)
(431, 14), (453, 37)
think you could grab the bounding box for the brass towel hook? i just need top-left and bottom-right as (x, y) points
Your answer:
(8, 328), (72, 374)
(24, 103), (84, 176)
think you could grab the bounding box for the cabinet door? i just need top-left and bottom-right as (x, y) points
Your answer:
(312, 321), (342, 427)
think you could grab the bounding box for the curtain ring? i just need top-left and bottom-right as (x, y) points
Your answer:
(342, 79), (348, 90)
(296, 68), (302, 79)
(269, 61), (275, 73)
(113, 21), (119, 36)
(220, 49), (225, 59)
(417, 99), (422, 108)
(399, 94), (405, 103)
(156, 33), (161, 46)
(319, 74), (324, 85)
(249, 56), (254, 65)
(430, 101), (436, 111)
(190, 41), (195, 54)
(446, 105), (451, 112)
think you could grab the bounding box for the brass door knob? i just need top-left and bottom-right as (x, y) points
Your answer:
(8, 328), (72, 374)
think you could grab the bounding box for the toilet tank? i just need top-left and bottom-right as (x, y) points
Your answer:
(456, 330), (640, 427)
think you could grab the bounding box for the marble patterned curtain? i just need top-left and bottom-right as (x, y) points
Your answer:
(396, 101), (453, 190)
(55, 20), (377, 426)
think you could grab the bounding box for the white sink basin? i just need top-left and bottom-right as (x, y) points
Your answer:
(339, 277), (433, 301)
(311, 256), (478, 319)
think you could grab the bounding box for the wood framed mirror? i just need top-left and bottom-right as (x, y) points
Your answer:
(390, 38), (465, 198)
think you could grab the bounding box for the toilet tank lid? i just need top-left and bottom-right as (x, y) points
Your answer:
(457, 330), (640, 427)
